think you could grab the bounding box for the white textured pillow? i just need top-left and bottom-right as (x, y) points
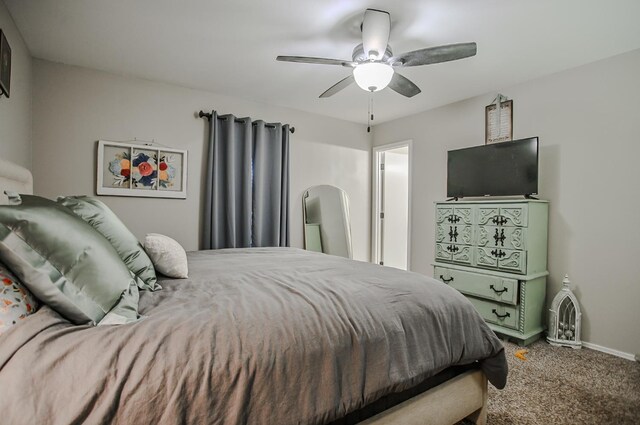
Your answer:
(144, 234), (188, 278)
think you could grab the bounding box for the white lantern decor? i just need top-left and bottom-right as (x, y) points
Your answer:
(547, 274), (582, 348)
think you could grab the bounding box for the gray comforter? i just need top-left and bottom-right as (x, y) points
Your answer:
(0, 248), (507, 425)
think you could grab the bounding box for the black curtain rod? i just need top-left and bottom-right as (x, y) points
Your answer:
(198, 111), (295, 134)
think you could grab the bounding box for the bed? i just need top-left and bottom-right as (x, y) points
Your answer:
(0, 157), (507, 425)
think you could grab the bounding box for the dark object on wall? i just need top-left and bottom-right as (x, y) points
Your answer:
(447, 137), (539, 199)
(0, 29), (11, 98)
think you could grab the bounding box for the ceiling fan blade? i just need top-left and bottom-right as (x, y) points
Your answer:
(276, 56), (355, 67)
(319, 75), (355, 98)
(361, 9), (390, 60)
(390, 42), (477, 67)
(388, 73), (421, 98)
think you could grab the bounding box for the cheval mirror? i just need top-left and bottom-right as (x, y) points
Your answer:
(302, 185), (353, 259)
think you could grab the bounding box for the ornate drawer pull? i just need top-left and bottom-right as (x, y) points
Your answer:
(490, 249), (506, 258)
(491, 216), (508, 226)
(439, 275), (454, 283)
(446, 245), (459, 253)
(448, 226), (459, 242)
(447, 215), (460, 224)
(489, 284), (508, 295)
(492, 309), (511, 319)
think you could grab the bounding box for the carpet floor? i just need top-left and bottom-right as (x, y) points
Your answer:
(479, 340), (640, 424)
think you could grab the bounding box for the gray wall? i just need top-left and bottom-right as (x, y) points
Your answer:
(32, 59), (371, 260)
(373, 49), (640, 355)
(0, 1), (31, 168)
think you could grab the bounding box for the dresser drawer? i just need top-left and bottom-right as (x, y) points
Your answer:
(437, 206), (473, 225)
(466, 297), (520, 330)
(435, 243), (472, 265)
(475, 247), (527, 274)
(500, 204), (528, 227)
(477, 226), (526, 250)
(498, 250), (527, 273)
(477, 204), (528, 227)
(436, 206), (453, 223)
(436, 224), (473, 245)
(435, 266), (518, 305)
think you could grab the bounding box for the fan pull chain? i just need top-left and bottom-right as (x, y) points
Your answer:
(367, 97), (371, 133)
(367, 96), (374, 133)
(371, 97), (374, 122)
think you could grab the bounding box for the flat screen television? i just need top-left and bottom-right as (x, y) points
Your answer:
(447, 137), (539, 198)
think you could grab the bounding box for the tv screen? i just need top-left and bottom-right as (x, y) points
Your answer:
(447, 137), (539, 198)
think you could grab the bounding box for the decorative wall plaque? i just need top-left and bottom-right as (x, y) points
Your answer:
(485, 96), (513, 144)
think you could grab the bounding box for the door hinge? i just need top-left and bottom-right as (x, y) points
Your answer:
(380, 212), (384, 219)
(380, 163), (385, 171)
(379, 261), (384, 265)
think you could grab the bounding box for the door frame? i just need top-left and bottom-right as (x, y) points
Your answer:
(371, 140), (413, 270)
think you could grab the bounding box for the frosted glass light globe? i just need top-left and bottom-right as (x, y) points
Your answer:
(353, 63), (394, 92)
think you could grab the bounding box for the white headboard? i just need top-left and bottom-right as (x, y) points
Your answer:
(0, 158), (33, 205)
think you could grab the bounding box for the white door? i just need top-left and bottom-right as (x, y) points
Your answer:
(373, 143), (410, 270)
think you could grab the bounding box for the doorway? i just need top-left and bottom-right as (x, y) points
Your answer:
(372, 141), (412, 270)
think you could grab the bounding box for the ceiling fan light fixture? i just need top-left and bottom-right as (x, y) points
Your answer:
(353, 62), (394, 92)
(277, 9), (476, 98)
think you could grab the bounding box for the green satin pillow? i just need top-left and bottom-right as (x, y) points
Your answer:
(57, 196), (159, 291)
(0, 195), (138, 325)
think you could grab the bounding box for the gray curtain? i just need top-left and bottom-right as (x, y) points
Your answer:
(203, 112), (290, 249)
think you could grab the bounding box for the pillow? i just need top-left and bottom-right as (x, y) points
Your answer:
(0, 262), (39, 336)
(98, 280), (140, 326)
(0, 194), (138, 325)
(144, 234), (188, 278)
(57, 196), (159, 291)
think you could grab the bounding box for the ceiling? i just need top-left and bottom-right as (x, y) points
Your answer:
(5, 0), (640, 124)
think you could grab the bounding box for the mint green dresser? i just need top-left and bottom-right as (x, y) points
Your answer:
(433, 200), (549, 346)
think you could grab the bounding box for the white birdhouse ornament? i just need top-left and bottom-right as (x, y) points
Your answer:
(547, 274), (582, 348)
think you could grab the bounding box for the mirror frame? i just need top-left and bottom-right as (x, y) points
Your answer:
(302, 185), (353, 259)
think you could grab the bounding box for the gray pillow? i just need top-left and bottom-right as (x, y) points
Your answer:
(99, 280), (140, 325)
(0, 194), (138, 325)
(57, 196), (159, 291)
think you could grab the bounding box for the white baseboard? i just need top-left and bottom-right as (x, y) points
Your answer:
(582, 341), (636, 361)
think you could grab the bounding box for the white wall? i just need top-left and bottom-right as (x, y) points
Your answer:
(32, 59), (371, 260)
(0, 1), (31, 169)
(373, 49), (640, 355)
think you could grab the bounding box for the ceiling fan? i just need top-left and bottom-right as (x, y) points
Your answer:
(276, 9), (477, 98)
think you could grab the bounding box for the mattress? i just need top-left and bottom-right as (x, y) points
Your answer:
(0, 248), (507, 424)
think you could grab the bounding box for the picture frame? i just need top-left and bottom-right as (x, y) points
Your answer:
(485, 99), (513, 144)
(97, 140), (188, 199)
(0, 29), (11, 98)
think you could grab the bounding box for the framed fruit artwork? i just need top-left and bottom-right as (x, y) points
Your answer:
(96, 140), (187, 199)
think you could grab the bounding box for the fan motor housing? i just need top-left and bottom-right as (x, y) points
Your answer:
(352, 43), (393, 63)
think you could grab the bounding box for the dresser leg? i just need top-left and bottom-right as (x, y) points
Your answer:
(520, 333), (542, 346)
(494, 331), (542, 347)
